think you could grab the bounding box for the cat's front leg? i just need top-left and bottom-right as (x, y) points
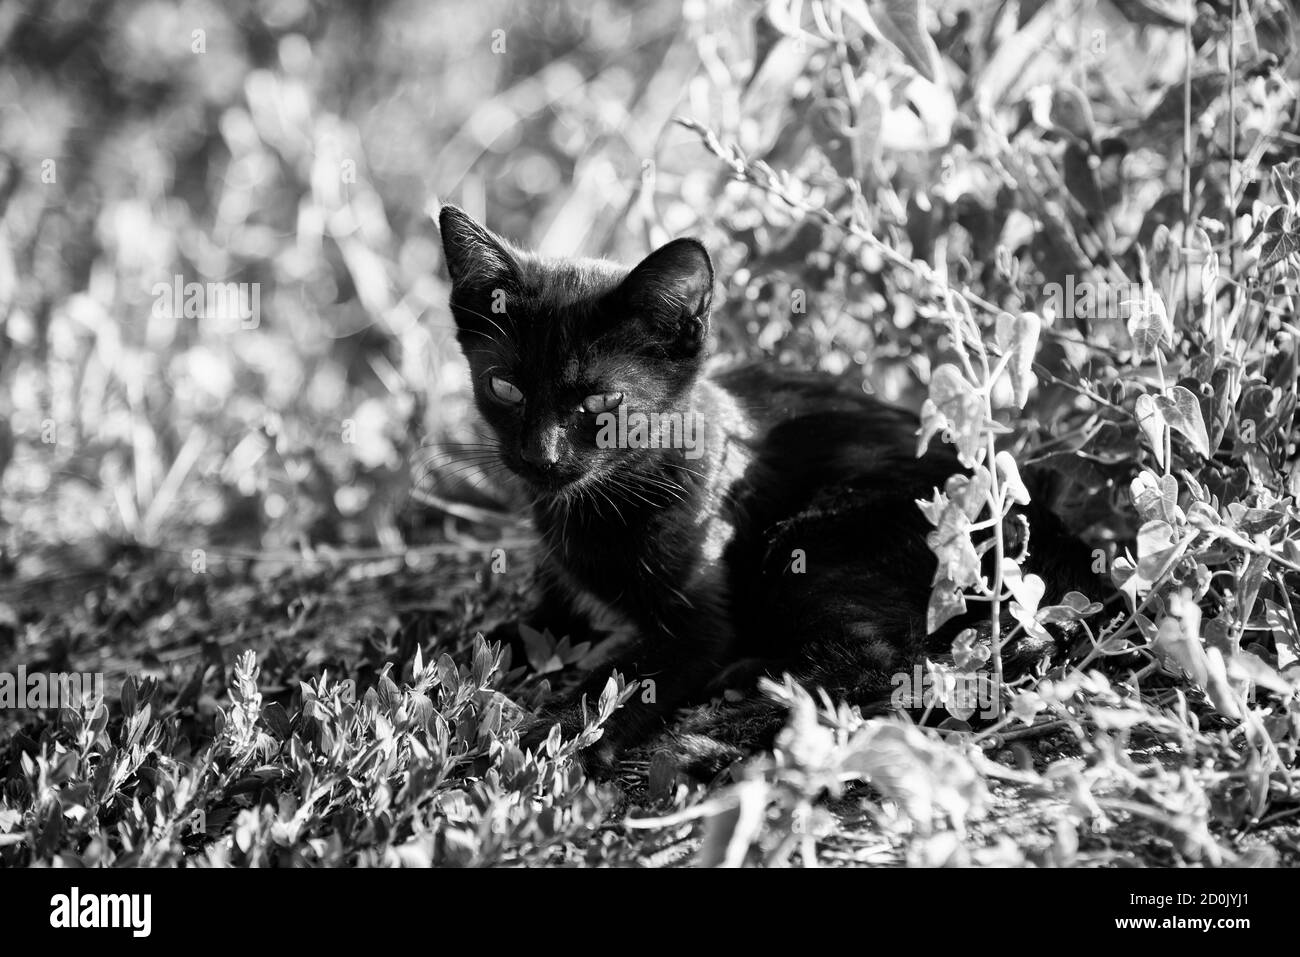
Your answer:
(518, 600), (735, 773)
(484, 573), (604, 672)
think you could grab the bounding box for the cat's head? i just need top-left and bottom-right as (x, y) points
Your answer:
(438, 205), (714, 496)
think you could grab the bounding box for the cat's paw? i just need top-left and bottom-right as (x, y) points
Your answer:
(515, 710), (568, 753)
(669, 734), (744, 783)
(516, 709), (621, 778)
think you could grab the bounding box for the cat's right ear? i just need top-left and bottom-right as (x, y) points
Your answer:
(438, 204), (520, 293)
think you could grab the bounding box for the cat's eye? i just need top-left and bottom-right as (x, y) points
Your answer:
(581, 392), (623, 414)
(487, 375), (524, 405)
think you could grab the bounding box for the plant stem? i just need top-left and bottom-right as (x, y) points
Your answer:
(986, 432), (1006, 719)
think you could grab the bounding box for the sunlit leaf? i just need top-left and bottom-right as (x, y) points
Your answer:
(1154, 385), (1212, 459)
(919, 363), (984, 466)
(1126, 286), (1171, 360)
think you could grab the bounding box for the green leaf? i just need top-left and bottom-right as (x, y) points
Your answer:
(598, 675), (619, 719)
(994, 311), (1040, 409)
(1130, 468), (1178, 524)
(1048, 84), (1096, 144)
(1126, 286), (1170, 360)
(925, 507), (981, 589)
(1134, 393), (1166, 467)
(1154, 385), (1212, 459)
(950, 628), (989, 670)
(121, 675), (138, 716)
(1193, 226), (1219, 317)
(1228, 651), (1293, 696)
(518, 623), (563, 675)
(876, 0), (942, 83)
(1258, 223), (1300, 269)
(1136, 519), (1175, 561)
(1037, 591), (1104, 624)
(926, 580), (968, 633)
(995, 450), (1029, 505)
(839, 0), (941, 83)
(648, 750), (677, 802)
(1110, 0), (1193, 28)
(261, 702), (291, 740)
(1006, 571), (1050, 641)
(1271, 159), (1300, 209)
(920, 363), (984, 466)
(697, 779), (768, 867)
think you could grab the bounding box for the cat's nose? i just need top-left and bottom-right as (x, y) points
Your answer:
(521, 429), (561, 469)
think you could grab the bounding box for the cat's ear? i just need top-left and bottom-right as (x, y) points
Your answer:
(438, 204), (520, 292)
(617, 238), (714, 355)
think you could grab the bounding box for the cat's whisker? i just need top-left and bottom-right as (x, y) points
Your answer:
(410, 454), (503, 478)
(413, 463), (502, 487)
(448, 301), (520, 348)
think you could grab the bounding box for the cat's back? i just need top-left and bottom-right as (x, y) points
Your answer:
(711, 363), (891, 418)
(708, 362), (952, 491)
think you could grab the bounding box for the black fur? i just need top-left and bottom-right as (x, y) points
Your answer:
(438, 205), (1099, 776)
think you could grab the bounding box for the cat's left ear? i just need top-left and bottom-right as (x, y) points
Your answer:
(617, 238), (714, 355)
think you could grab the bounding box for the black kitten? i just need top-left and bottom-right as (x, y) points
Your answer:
(438, 205), (1097, 775)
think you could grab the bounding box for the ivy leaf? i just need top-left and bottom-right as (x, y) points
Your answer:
(995, 450), (1029, 505)
(1005, 571), (1050, 641)
(1132, 520), (1193, 589)
(1130, 469), (1179, 524)
(1258, 222), (1300, 269)
(1270, 159), (1300, 210)
(1010, 690), (1046, 726)
(926, 518), (981, 590)
(951, 627), (989, 670)
(994, 311), (1040, 409)
(1134, 393), (1166, 467)
(1154, 385), (1212, 459)
(923, 472), (989, 589)
(927, 580), (968, 634)
(919, 364), (984, 466)
(1136, 519), (1175, 561)
(1126, 286), (1171, 360)
(1153, 615), (1207, 688)
(1038, 591), (1104, 624)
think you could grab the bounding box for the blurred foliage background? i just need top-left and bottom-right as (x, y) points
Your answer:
(1, 0), (1298, 572)
(1, 0), (714, 570)
(6, 0), (1300, 867)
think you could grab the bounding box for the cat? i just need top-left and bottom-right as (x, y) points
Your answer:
(437, 204), (1099, 777)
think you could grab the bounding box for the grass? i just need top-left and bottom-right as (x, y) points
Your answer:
(1, 523), (1296, 867)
